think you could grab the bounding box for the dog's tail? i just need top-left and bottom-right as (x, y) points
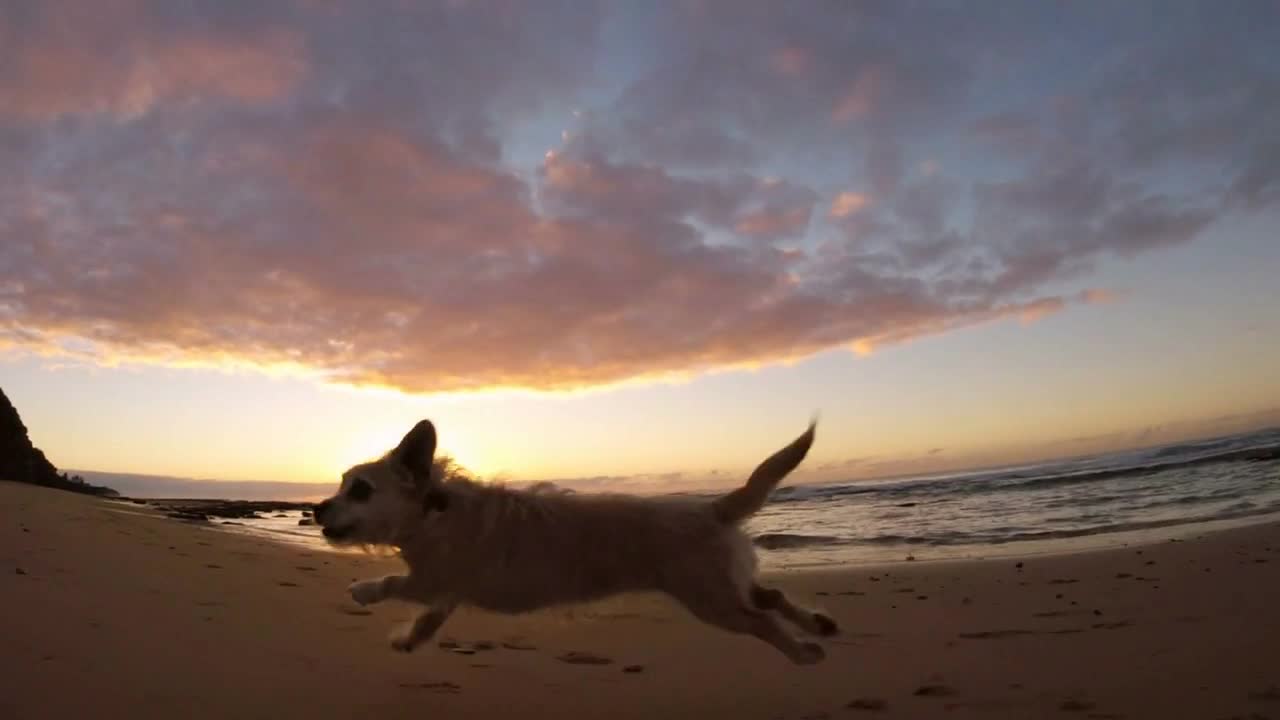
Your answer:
(712, 419), (817, 525)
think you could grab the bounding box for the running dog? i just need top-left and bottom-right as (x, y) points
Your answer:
(313, 418), (835, 664)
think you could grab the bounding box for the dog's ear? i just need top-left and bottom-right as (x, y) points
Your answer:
(390, 419), (437, 487)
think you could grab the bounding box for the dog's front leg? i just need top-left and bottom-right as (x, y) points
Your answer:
(348, 574), (410, 606)
(390, 601), (457, 653)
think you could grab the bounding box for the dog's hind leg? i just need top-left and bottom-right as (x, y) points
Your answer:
(671, 585), (825, 665)
(389, 601), (457, 653)
(751, 583), (838, 637)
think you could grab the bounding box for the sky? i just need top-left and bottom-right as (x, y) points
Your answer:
(2, 1), (1279, 498)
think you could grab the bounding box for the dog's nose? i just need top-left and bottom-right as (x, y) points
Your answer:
(313, 499), (331, 522)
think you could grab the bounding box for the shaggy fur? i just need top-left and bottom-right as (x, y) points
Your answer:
(314, 419), (836, 664)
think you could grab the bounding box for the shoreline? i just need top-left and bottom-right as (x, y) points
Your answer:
(6, 480), (1280, 719)
(115, 492), (1280, 572)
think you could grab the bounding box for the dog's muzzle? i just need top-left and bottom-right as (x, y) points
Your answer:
(313, 500), (353, 540)
(321, 524), (352, 540)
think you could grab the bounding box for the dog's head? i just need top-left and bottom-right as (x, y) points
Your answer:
(313, 419), (449, 547)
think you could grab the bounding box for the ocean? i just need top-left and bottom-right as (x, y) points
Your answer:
(211, 427), (1280, 568)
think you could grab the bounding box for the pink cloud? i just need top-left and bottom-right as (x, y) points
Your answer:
(0, 2), (305, 121)
(833, 66), (889, 123)
(829, 192), (870, 218)
(769, 47), (812, 77)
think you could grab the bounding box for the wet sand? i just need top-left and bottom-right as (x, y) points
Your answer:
(3, 480), (1279, 719)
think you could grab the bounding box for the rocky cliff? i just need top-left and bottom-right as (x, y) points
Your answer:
(0, 387), (116, 496)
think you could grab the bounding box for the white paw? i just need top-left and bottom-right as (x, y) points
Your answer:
(389, 623), (417, 653)
(793, 642), (826, 665)
(348, 579), (382, 606)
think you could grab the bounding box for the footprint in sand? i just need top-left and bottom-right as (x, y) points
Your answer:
(913, 684), (956, 698)
(847, 697), (887, 711)
(958, 629), (1037, 639)
(436, 640), (475, 656)
(398, 681), (460, 694)
(557, 651), (614, 665)
(1247, 685), (1280, 702)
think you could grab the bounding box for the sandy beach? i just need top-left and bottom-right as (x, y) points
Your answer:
(3, 481), (1279, 719)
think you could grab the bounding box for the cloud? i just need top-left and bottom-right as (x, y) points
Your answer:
(0, 1), (1273, 394)
(829, 192), (870, 219)
(0, 0), (306, 121)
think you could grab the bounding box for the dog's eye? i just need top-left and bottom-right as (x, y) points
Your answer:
(346, 478), (373, 502)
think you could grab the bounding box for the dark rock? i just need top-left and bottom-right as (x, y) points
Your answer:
(15, 567), (26, 575)
(847, 698), (887, 711)
(622, 665), (644, 673)
(298, 518), (315, 526)
(152, 499), (314, 520)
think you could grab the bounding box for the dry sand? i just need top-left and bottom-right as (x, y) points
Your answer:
(3, 480), (1279, 719)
